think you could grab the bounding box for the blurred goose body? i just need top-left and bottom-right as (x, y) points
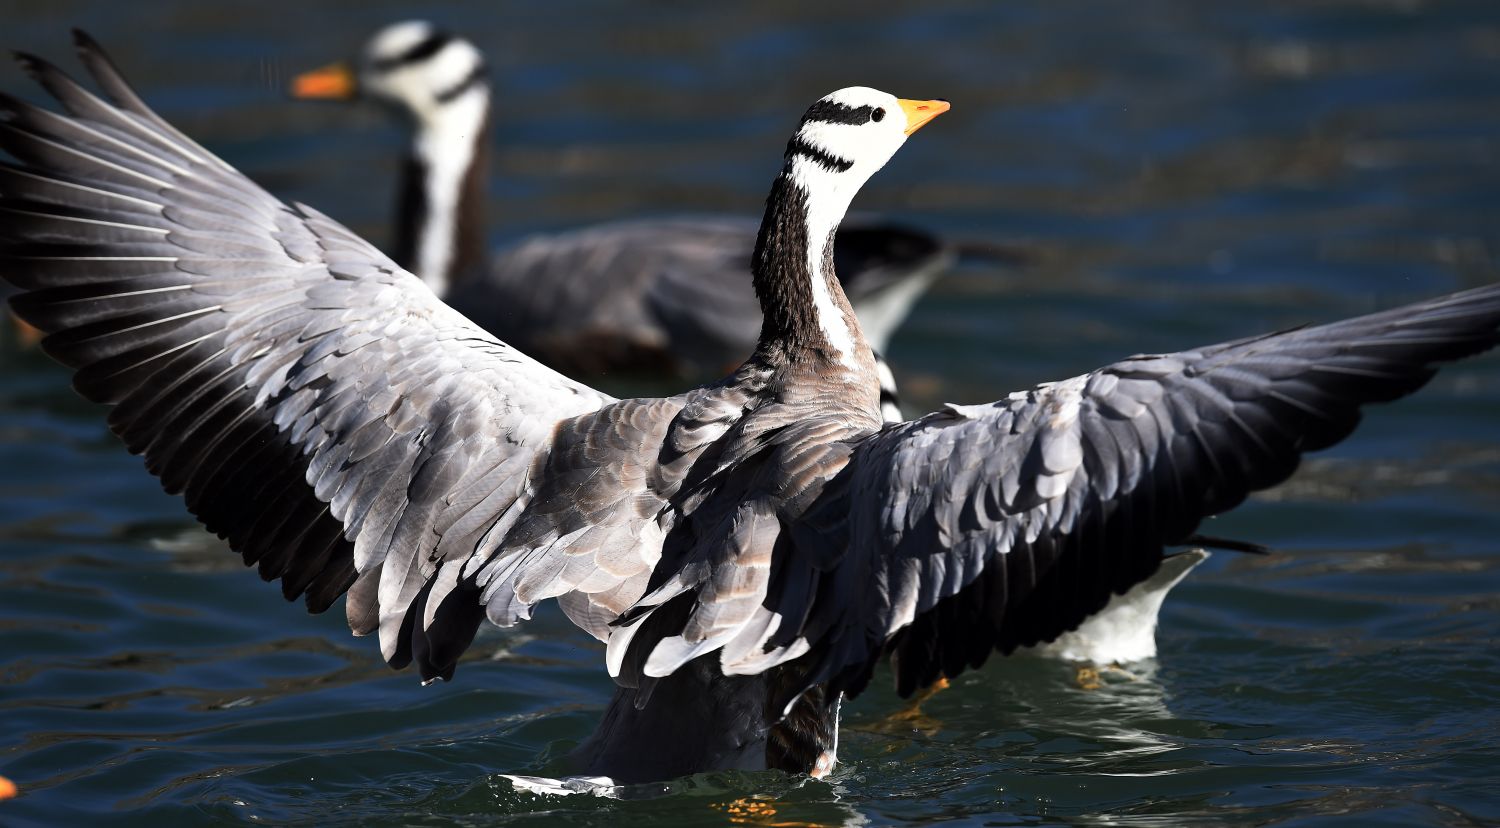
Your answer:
(8, 35), (1500, 784)
(293, 20), (960, 381)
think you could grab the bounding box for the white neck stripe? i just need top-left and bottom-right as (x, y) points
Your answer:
(410, 88), (488, 296)
(788, 156), (861, 370)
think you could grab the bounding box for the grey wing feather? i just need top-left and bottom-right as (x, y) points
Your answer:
(605, 409), (863, 687)
(787, 285), (1500, 700)
(0, 36), (631, 683)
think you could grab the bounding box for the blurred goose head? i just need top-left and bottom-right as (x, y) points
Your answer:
(361, 22), (489, 127)
(293, 21), (489, 128)
(293, 20), (491, 296)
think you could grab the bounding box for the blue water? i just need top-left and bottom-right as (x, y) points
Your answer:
(1, 1), (1498, 825)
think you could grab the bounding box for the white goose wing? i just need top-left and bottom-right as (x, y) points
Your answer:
(0, 35), (625, 680)
(789, 287), (1500, 699)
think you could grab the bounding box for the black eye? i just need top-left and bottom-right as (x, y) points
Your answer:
(871, 107), (886, 123)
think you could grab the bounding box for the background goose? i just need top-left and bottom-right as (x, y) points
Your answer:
(290, 20), (1015, 383)
(5, 35), (1500, 785)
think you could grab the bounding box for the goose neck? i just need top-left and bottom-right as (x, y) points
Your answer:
(393, 90), (490, 297)
(750, 163), (874, 382)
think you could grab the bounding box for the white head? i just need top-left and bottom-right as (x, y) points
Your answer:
(357, 21), (489, 127)
(758, 87), (947, 371)
(783, 87), (948, 217)
(293, 21), (490, 130)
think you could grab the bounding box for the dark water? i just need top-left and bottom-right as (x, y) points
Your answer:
(2, 1), (1499, 825)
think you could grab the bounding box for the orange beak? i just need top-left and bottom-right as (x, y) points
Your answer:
(897, 98), (950, 136)
(0, 774), (15, 800)
(291, 62), (357, 99)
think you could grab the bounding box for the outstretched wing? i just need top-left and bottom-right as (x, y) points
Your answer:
(794, 285), (1500, 698)
(0, 33), (616, 681)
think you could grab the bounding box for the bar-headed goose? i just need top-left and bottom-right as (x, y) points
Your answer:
(6, 34), (1500, 784)
(302, 22), (1213, 666)
(291, 20), (982, 382)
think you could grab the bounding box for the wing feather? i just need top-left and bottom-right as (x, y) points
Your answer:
(0, 35), (641, 682)
(780, 285), (1500, 699)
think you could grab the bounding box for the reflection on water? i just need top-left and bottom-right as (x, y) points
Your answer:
(1, 0), (1499, 825)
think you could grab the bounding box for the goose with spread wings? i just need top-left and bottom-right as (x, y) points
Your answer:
(4, 34), (1500, 784)
(290, 20), (1009, 388)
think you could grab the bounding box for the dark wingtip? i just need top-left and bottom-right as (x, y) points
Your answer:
(71, 28), (101, 53)
(71, 29), (118, 79)
(12, 51), (44, 78)
(11, 51), (75, 96)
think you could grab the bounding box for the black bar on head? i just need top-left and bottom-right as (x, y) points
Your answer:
(435, 62), (489, 103)
(786, 135), (853, 172)
(372, 30), (455, 72)
(800, 100), (877, 127)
